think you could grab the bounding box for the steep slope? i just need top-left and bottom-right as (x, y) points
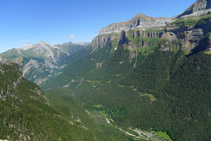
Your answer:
(42, 46), (173, 141)
(43, 36), (211, 141)
(93, 12), (211, 54)
(177, 0), (211, 18)
(0, 56), (95, 140)
(2, 41), (90, 85)
(42, 3), (211, 140)
(164, 52), (211, 140)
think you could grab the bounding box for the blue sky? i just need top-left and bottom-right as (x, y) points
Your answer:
(0, 0), (196, 53)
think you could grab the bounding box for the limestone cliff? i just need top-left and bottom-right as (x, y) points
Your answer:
(91, 0), (211, 60)
(99, 13), (172, 35)
(92, 33), (121, 49)
(191, 33), (211, 53)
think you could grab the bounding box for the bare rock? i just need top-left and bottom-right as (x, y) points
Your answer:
(192, 33), (211, 53)
(99, 13), (172, 35)
(177, 0), (211, 18)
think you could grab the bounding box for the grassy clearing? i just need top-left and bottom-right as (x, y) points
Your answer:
(204, 52), (211, 55)
(93, 105), (103, 108)
(140, 93), (156, 102)
(170, 14), (211, 27)
(153, 131), (172, 141)
(145, 28), (164, 33)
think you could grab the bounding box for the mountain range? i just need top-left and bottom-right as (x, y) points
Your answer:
(1, 0), (211, 140)
(2, 41), (90, 84)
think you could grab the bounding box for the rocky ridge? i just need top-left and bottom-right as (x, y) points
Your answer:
(99, 13), (172, 35)
(93, 0), (211, 55)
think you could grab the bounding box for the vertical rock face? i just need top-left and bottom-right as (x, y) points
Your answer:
(131, 29), (163, 38)
(91, 33), (121, 49)
(177, 0), (211, 18)
(191, 0), (209, 11)
(118, 31), (129, 48)
(92, 0), (211, 55)
(192, 33), (211, 53)
(204, 34), (211, 52)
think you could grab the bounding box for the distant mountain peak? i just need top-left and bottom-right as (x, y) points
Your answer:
(19, 43), (34, 51)
(39, 41), (48, 46)
(18, 41), (53, 52)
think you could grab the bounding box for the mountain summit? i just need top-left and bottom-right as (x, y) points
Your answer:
(177, 0), (211, 18)
(99, 0), (211, 35)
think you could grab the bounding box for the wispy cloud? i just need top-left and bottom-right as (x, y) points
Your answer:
(21, 40), (30, 43)
(69, 35), (76, 39)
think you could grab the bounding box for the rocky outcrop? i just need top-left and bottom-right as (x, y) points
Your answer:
(165, 16), (211, 52)
(99, 13), (172, 35)
(92, 28), (164, 49)
(158, 27), (205, 52)
(95, 0), (211, 54)
(118, 31), (130, 48)
(131, 29), (163, 38)
(177, 0), (211, 18)
(203, 34), (211, 52)
(191, 33), (211, 53)
(92, 0), (211, 55)
(94, 19), (210, 55)
(92, 33), (121, 48)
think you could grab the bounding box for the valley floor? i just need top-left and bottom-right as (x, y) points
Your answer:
(45, 89), (172, 141)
